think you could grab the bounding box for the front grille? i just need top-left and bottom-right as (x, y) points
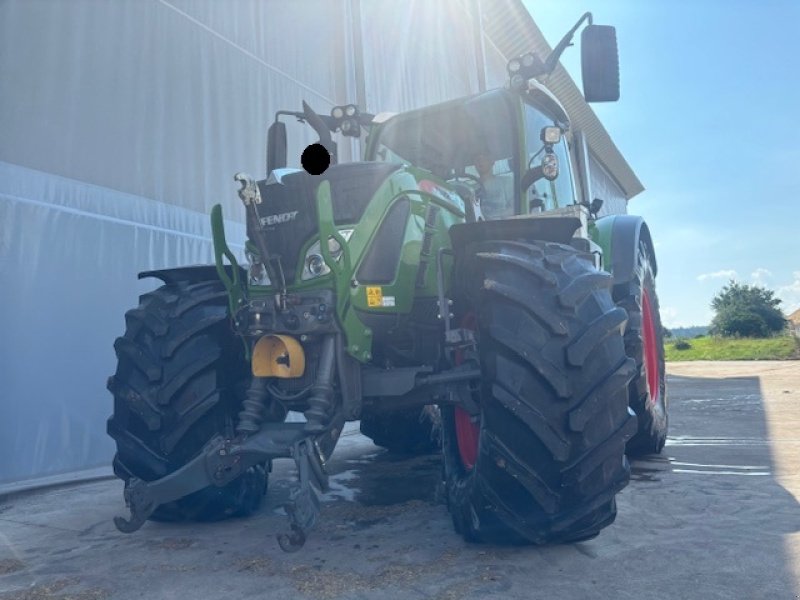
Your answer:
(254, 174), (318, 284)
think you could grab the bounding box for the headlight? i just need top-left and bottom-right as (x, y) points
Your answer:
(301, 230), (354, 281)
(344, 104), (358, 117)
(542, 153), (559, 181)
(507, 58), (521, 74)
(331, 106), (344, 119)
(246, 251), (271, 286)
(306, 254), (327, 277)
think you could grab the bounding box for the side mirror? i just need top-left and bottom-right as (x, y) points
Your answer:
(581, 25), (620, 102)
(266, 121), (288, 174)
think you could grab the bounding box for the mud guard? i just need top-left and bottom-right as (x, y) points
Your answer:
(449, 215), (581, 255)
(592, 215), (657, 284)
(138, 264), (246, 286)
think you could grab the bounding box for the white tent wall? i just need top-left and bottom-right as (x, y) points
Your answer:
(0, 161), (244, 488)
(482, 32), (514, 90)
(0, 0), (354, 217)
(0, 0), (355, 488)
(359, 1), (480, 111)
(0, 0), (635, 489)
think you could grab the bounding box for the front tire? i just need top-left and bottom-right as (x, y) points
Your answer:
(107, 279), (267, 522)
(616, 242), (668, 456)
(443, 240), (637, 544)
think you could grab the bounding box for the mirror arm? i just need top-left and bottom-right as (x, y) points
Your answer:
(302, 101), (338, 162)
(521, 166), (544, 191)
(543, 12), (593, 76)
(275, 110), (304, 121)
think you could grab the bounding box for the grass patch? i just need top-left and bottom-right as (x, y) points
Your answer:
(665, 335), (799, 361)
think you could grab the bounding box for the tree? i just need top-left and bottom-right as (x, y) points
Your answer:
(709, 280), (786, 337)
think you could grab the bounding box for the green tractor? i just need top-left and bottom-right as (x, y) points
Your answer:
(107, 14), (666, 551)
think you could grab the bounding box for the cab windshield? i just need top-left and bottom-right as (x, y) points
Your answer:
(369, 91), (519, 219)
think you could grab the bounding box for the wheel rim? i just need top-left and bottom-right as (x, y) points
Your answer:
(454, 407), (480, 470)
(641, 289), (660, 407)
(453, 313), (480, 471)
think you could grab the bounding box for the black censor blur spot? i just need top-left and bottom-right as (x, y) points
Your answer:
(302, 143), (331, 175)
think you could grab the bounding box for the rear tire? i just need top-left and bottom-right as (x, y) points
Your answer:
(107, 279), (267, 522)
(359, 407), (440, 454)
(616, 242), (668, 456)
(443, 240), (637, 544)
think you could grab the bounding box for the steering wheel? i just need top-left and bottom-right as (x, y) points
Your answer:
(450, 172), (485, 195)
(448, 173), (486, 222)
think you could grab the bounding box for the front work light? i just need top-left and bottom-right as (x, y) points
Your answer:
(541, 126), (562, 144)
(341, 119), (356, 135)
(331, 105), (361, 136)
(506, 52), (546, 86)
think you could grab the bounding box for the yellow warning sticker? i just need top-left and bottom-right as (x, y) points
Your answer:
(366, 286), (383, 307)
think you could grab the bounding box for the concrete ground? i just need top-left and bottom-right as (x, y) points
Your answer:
(1, 361), (799, 599)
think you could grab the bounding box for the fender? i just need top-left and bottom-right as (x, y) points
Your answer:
(138, 264), (245, 286)
(592, 215), (657, 284)
(449, 215), (581, 255)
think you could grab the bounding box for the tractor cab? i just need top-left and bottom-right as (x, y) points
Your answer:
(364, 84), (574, 220)
(363, 12), (619, 222)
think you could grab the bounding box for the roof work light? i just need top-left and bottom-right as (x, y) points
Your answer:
(330, 105), (362, 137)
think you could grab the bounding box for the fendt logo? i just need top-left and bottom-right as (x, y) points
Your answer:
(260, 211), (299, 227)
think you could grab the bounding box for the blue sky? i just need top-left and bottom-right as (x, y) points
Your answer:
(525, 0), (800, 326)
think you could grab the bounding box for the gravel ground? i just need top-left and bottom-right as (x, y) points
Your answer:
(1, 361), (798, 599)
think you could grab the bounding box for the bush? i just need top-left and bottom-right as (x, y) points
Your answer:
(711, 308), (772, 338)
(709, 280), (785, 338)
(673, 339), (692, 350)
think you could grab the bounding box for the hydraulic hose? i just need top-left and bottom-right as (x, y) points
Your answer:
(304, 335), (336, 433)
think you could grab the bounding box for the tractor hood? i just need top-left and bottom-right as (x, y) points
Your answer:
(252, 162), (401, 284)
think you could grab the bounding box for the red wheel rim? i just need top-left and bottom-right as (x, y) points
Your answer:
(454, 407), (480, 470)
(454, 313), (480, 471)
(641, 289), (660, 407)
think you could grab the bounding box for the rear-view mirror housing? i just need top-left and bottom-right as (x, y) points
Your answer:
(266, 121), (288, 174)
(581, 24), (620, 102)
